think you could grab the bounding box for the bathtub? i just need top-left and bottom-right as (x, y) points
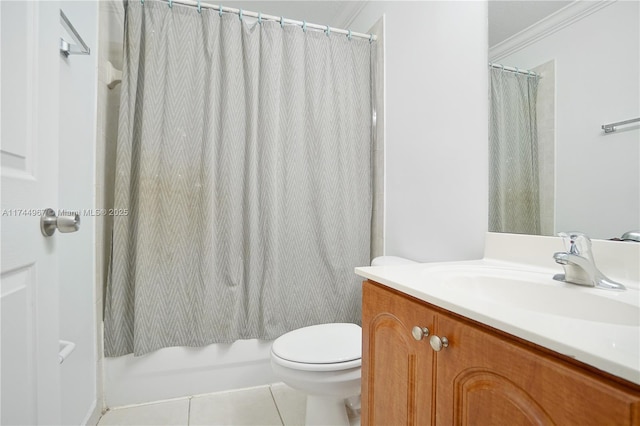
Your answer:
(104, 339), (276, 407)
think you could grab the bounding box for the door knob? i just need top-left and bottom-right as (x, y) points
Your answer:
(411, 326), (430, 341)
(429, 335), (449, 352)
(40, 208), (80, 236)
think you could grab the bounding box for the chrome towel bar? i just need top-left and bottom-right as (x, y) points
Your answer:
(601, 117), (640, 133)
(59, 9), (90, 57)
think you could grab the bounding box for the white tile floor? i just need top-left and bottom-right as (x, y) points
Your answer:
(98, 383), (358, 426)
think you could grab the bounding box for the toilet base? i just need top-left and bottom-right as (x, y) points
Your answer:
(306, 395), (349, 426)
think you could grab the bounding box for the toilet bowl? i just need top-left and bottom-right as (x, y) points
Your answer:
(270, 323), (362, 426)
(270, 256), (417, 425)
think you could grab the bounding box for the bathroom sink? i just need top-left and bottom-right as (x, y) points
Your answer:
(421, 265), (639, 326)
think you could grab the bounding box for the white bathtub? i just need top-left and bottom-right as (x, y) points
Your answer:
(104, 339), (276, 407)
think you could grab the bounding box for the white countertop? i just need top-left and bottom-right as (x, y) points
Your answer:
(356, 234), (640, 386)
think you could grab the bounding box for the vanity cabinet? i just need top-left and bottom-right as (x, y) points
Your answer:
(362, 280), (640, 426)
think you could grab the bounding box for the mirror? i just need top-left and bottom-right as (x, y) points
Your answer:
(488, 1), (639, 240)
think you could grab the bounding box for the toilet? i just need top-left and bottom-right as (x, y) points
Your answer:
(270, 256), (417, 426)
(271, 323), (362, 425)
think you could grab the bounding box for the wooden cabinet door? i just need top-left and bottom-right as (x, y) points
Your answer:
(362, 281), (436, 426)
(435, 313), (640, 426)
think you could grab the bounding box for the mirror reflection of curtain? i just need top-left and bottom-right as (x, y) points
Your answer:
(489, 68), (541, 234)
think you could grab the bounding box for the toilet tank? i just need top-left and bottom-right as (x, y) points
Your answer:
(370, 256), (417, 266)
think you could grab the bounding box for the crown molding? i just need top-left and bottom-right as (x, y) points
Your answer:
(489, 0), (615, 62)
(336, 1), (370, 31)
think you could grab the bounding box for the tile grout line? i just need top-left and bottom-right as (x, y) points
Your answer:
(268, 385), (286, 426)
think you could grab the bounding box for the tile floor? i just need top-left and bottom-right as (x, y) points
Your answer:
(97, 383), (359, 426)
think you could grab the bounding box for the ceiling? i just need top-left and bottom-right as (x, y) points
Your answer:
(225, 1), (574, 47)
(488, 1), (573, 46)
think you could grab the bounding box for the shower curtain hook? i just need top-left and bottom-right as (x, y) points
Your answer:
(515, 66), (519, 74)
(280, 16), (285, 28)
(218, 4), (223, 16)
(325, 25), (331, 36)
(168, 0), (172, 8)
(258, 12), (262, 24)
(239, 9), (243, 21)
(369, 33), (373, 43)
(302, 20), (307, 32)
(140, 0), (144, 5)
(197, 0), (201, 13)
(347, 30), (352, 41)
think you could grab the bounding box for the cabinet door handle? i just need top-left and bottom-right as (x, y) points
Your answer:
(429, 335), (449, 352)
(411, 326), (430, 341)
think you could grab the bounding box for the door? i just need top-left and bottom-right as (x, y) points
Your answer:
(435, 313), (640, 425)
(1, 1), (61, 424)
(361, 281), (436, 426)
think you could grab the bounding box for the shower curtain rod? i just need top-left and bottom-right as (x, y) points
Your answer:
(155, 0), (378, 41)
(489, 62), (541, 78)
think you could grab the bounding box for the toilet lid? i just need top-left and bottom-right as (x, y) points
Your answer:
(272, 323), (362, 364)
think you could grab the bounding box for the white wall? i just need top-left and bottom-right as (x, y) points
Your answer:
(58, 1), (100, 424)
(349, 1), (488, 262)
(495, 1), (640, 240)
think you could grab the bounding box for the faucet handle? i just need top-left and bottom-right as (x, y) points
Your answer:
(558, 232), (592, 257)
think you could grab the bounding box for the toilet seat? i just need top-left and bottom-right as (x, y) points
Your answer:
(271, 323), (362, 372)
(271, 353), (361, 372)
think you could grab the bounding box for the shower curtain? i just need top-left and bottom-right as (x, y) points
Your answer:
(489, 67), (541, 234)
(104, 0), (373, 356)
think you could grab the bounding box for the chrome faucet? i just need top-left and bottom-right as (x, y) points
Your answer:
(553, 232), (626, 291)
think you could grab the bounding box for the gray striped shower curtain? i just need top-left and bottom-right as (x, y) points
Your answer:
(104, 0), (373, 356)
